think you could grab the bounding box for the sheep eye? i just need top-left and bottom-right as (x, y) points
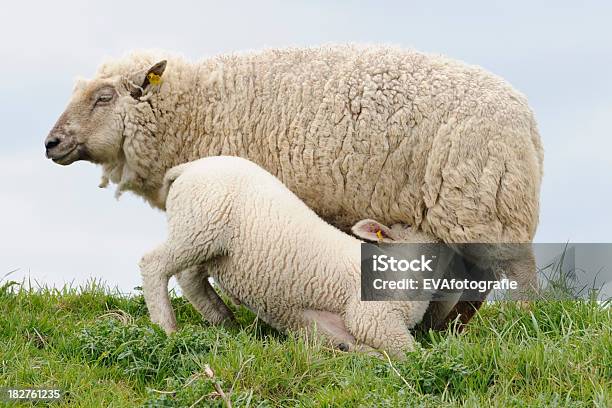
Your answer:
(96, 94), (113, 104)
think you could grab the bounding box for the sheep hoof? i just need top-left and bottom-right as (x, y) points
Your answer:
(337, 343), (350, 352)
(162, 324), (178, 335)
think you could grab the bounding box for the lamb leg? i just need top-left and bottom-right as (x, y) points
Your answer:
(176, 265), (236, 327)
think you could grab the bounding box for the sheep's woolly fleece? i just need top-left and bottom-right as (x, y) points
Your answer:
(94, 45), (543, 244)
(140, 156), (436, 356)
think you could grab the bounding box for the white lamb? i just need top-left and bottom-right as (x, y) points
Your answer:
(140, 156), (453, 357)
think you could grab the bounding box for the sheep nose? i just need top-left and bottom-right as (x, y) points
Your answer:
(45, 136), (61, 150)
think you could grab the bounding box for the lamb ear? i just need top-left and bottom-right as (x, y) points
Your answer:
(351, 219), (395, 242)
(130, 60), (167, 99)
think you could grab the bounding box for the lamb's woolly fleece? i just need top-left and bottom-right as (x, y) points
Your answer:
(94, 45), (543, 244)
(140, 156), (432, 356)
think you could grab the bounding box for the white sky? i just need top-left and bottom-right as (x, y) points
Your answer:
(1, 1), (611, 292)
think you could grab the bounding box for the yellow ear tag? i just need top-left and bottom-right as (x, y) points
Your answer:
(376, 230), (384, 240)
(148, 72), (162, 85)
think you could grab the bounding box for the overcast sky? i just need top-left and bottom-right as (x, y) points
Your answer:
(1, 1), (611, 292)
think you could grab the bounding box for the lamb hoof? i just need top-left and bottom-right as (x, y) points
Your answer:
(337, 343), (349, 352)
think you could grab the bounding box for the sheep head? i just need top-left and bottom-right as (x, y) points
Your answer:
(44, 60), (167, 166)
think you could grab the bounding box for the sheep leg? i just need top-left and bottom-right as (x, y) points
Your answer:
(175, 265), (236, 327)
(420, 255), (490, 332)
(139, 245), (181, 334)
(301, 309), (381, 356)
(344, 301), (416, 359)
(506, 248), (538, 310)
(500, 246), (538, 304)
(302, 310), (355, 345)
(419, 292), (465, 332)
(383, 223), (463, 331)
(140, 210), (229, 332)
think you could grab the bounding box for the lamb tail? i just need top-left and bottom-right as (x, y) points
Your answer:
(158, 163), (189, 209)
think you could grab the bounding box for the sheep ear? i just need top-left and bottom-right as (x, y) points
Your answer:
(351, 219), (394, 242)
(130, 60), (167, 99)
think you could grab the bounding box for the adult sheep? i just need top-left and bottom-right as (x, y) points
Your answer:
(44, 45), (543, 324)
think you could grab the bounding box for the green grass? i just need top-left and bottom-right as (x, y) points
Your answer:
(0, 280), (610, 407)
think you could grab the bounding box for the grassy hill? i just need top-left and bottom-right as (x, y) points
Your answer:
(0, 280), (610, 407)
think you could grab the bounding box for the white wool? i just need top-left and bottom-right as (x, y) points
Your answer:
(49, 45), (544, 326)
(140, 156), (437, 357)
(58, 45), (542, 245)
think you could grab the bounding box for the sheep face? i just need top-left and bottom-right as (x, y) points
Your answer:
(44, 77), (126, 165)
(44, 61), (167, 167)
